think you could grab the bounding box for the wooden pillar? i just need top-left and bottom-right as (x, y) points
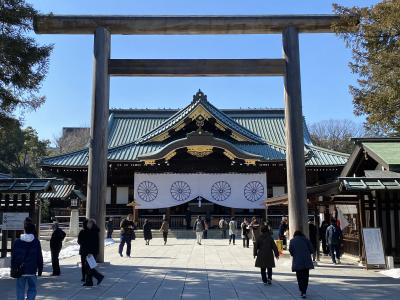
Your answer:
(368, 194), (374, 227)
(392, 191), (400, 257)
(282, 26), (308, 238)
(385, 191), (392, 255)
(86, 27), (110, 263)
(1, 230), (8, 258)
(357, 195), (365, 262)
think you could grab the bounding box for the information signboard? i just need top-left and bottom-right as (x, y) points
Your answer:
(1, 212), (29, 230)
(362, 227), (386, 269)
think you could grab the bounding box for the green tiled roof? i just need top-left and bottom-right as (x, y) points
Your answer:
(41, 92), (348, 168)
(363, 142), (400, 166)
(339, 177), (400, 191)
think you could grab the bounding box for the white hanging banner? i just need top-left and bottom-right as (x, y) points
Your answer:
(134, 173), (267, 209)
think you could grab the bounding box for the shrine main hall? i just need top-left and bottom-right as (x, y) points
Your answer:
(41, 90), (348, 227)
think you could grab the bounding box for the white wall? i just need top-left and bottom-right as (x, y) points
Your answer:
(106, 187), (111, 204)
(117, 187), (129, 204)
(272, 186), (285, 197)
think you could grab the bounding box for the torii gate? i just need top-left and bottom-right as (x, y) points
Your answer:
(34, 15), (340, 262)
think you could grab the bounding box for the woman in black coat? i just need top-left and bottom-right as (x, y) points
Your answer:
(254, 225), (279, 285)
(50, 222), (66, 276)
(289, 230), (315, 299)
(143, 219), (152, 245)
(78, 219), (89, 282)
(80, 219), (104, 287)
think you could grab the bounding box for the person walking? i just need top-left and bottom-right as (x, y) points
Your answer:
(106, 218), (113, 239)
(143, 219), (152, 245)
(241, 218), (250, 248)
(308, 220), (317, 262)
(49, 222), (66, 276)
(278, 218), (289, 250)
(289, 230), (314, 299)
(160, 218), (169, 245)
(249, 217), (261, 246)
(228, 217), (237, 245)
(11, 223), (43, 300)
(326, 218), (343, 264)
(193, 216), (205, 245)
(82, 219), (104, 287)
(319, 220), (329, 255)
(78, 219), (89, 282)
(203, 219), (209, 239)
(254, 225), (279, 285)
(119, 214), (135, 257)
(219, 217), (228, 239)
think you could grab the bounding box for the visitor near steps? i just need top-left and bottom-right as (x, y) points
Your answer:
(119, 214), (136, 257)
(254, 225), (279, 285)
(289, 230), (315, 299)
(228, 217), (237, 245)
(143, 219), (153, 246)
(159, 218), (169, 245)
(193, 216), (205, 245)
(11, 223), (43, 300)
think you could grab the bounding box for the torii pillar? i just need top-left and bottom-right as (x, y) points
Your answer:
(283, 26), (309, 238)
(86, 27), (110, 262)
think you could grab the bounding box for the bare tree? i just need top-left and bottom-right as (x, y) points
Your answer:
(52, 127), (90, 154)
(309, 119), (365, 154)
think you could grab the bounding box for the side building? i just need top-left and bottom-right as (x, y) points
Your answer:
(40, 91), (349, 228)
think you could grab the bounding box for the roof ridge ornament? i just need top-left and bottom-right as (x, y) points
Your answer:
(193, 89), (207, 103)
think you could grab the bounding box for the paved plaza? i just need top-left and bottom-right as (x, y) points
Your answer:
(1, 237), (399, 300)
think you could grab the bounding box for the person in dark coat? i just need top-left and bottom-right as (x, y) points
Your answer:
(278, 218), (289, 249)
(82, 219), (104, 287)
(319, 220), (329, 255)
(325, 218), (343, 264)
(119, 214), (136, 257)
(50, 222), (66, 276)
(11, 223), (43, 300)
(241, 218), (250, 248)
(106, 218), (113, 239)
(254, 225), (279, 285)
(78, 219), (89, 282)
(289, 230), (314, 299)
(143, 219), (152, 245)
(308, 220), (317, 262)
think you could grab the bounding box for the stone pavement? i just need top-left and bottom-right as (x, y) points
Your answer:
(1, 237), (399, 299)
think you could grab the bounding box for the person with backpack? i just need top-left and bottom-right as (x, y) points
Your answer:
(289, 230), (315, 299)
(11, 223), (43, 300)
(326, 218), (343, 264)
(193, 216), (205, 245)
(49, 222), (66, 276)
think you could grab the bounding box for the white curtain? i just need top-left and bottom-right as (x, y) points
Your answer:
(134, 173), (267, 209)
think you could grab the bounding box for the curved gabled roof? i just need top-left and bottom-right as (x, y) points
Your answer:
(136, 90), (265, 144)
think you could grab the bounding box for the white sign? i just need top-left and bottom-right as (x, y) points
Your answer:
(362, 228), (386, 266)
(134, 173), (267, 209)
(1, 212), (29, 230)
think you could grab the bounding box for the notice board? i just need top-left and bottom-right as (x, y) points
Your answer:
(362, 228), (386, 269)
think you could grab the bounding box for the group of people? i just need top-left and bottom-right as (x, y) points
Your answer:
(118, 214), (170, 257)
(10, 213), (343, 299)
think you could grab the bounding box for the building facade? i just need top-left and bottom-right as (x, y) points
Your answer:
(41, 91), (348, 228)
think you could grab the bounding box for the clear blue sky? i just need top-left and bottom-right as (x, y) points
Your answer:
(25, 0), (378, 142)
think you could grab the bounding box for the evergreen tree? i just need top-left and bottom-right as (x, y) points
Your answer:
(333, 1), (400, 135)
(0, 0), (52, 125)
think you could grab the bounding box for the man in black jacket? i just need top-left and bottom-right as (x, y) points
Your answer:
(119, 214), (135, 257)
(50, 222), (66, 276)
(82, 219), (104, 287)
